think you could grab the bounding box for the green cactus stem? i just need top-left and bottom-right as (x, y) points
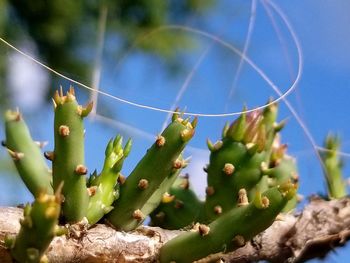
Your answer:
(3, 109), (52, 197)
(6, 188), (64, 263)
(86, 136), (132, 224)
(150, 175), (203, 230)
(321, 134), (347, 199)
(159, 184), (296, 263)
(107, 114), (196, 231)
(204, 110), (268, 221)
(140, 155), (186, 217)
(51, 87), (92, 222)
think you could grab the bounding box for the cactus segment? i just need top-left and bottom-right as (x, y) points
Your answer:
(150, 175), (204, 230)
(321, 134), (347, 199)
(86, 136), (131, 224)
(52, 87), (90, 222)
(7, 189), (63, 263)
(140, 156), (185, 217)
(204, 138), (266, 221)
(159, 186), (295, 263)
(107, 116), (195, 231)
(4, 110), (53, 197)
(203, 104), (288, 221)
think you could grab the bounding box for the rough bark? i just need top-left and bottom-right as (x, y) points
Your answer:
(1, 196), (350, 263)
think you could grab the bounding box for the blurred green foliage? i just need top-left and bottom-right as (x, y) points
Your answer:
(0, 0), (216, 108)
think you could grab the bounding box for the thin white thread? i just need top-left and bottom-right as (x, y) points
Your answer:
(90, 4), (108, 114)
(161, 44), (212, 131)
(0, 16), (302, 117)
(228, 0), (257, 101)
(316, 146), (350, 158)
(263, 0), (327, 173)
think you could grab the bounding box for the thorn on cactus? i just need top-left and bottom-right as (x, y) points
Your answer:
(132, 209), (144, 221)
(44, 151), (54, 161)
(238, 189), (249, 207)
(156, 135), (166, 147)
(75, 165), (88, 175)
(232, 235), (246, 248)
(77, 101), (94, 117)
(138, 179), (149, 190)
(222, 163), (235, 176)
(206, 186), (215, 196)
(58, 125), (70, 137)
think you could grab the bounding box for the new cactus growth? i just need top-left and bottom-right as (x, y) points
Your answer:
(204, 109), (269, 221)
(321, 134), (347, 199)
(5, 187), (64, 263)
(51, 87), (92, 222)
(86, 135), (132, 224)
(107, 114), (196, 231)
(159, 184), (296, 263)
(3, 110), (53, 197)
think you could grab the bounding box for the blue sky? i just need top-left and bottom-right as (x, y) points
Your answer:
(1, 1), (350, 261)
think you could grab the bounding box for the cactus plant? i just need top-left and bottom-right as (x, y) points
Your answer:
(1, 87), (307, 262)
(86, 135), (132, 224)
(50, 87), (92, 223)
(5, 187), (64, 263)
(159, 183), (297, 263)
(150, 175), (203, 229)
(320, 134), (347, 199)
(3, 110), (53, 197)
(203, 103), (282, 221)
(106, 114), (196, 231)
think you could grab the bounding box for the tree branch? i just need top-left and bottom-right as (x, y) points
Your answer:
(1, 197), (350, 262)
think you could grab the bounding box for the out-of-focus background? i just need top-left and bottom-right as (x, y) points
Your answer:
(0, 0), (349, 261)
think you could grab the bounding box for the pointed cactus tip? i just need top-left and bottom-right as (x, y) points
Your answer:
(191, 116), (198, 128)
(124, 139), (132, 157)
(7, 149), (24, 161)
(222, 121), (230, 138)
(44, 151), (54, 161)
(172, 108), (181, 122)
(253, 191), (270, 209)
(78, 101), (94, 118)
(206, 138), (214, 151)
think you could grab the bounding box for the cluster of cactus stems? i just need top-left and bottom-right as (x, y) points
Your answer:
(2, 87), (301, 263)
(320, 134), (347, 199)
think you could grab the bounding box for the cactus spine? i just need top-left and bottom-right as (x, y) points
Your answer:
(86, 136), (132, 224)
(107, 113), (196, 231)
(159, 184), (296, 263)
(5, 188), (64, 263)
(51, 87), (92, 222)
(3, 110), (52, 197)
